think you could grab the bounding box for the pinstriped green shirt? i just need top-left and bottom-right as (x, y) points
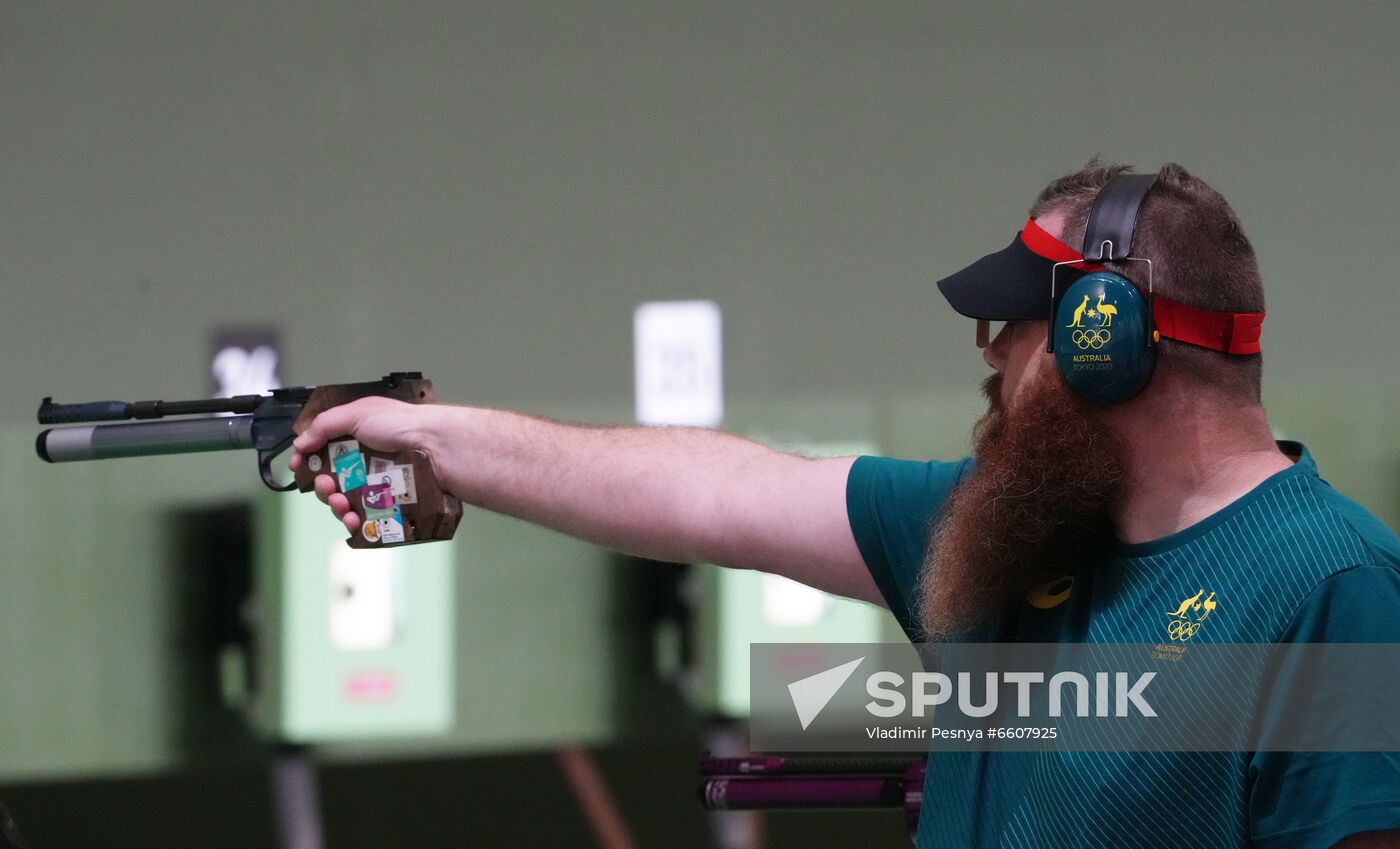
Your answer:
(846, 442), (1400, 849)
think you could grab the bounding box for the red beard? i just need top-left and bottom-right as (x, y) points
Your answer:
(916, 368), (1125, 640)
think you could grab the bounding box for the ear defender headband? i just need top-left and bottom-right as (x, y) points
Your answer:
(934, 170), (1266, 405)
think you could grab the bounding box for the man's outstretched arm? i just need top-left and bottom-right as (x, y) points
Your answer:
(289, 397), (883, 605)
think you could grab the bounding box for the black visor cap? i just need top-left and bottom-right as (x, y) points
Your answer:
(935, 233), (1086, 321)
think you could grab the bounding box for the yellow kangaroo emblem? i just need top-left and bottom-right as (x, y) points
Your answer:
(1168, 589), (1204, 617)
(1065, 294), (1091, 328)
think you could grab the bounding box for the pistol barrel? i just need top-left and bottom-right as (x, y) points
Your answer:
(38, 395), (265, 424)
(37, 416), (257, 463)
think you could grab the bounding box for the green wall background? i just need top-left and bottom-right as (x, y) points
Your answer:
(2, 0), (1397, 784)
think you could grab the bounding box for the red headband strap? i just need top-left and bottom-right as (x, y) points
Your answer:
(1023, 217), (1264, 355)
(1154, 297), (1264, 355)
(1020, 218), (1102, 271)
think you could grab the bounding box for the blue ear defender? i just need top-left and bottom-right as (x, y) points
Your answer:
(1043, 172), (1161, 405)
(1051, 271), (1156, 405)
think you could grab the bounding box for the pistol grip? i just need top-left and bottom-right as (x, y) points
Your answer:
(294, 437), (461, 548)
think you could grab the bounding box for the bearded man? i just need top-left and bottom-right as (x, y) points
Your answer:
(292, 162), (1400, 848)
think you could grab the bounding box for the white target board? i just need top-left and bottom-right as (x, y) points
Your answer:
(633, 300), (723, 427)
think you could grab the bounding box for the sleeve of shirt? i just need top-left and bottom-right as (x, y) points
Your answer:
(844, 455), (973, 640)
(1248, 564), (1400, 849)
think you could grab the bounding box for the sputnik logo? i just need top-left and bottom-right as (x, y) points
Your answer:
(787, 657), (865, 730)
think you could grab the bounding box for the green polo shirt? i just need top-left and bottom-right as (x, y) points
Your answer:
(846, 441), (1400, 849)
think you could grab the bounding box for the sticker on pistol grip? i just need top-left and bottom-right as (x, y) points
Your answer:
(378, 506), (406, 544)
(361, 517), (381, 543)
(330, 440), (368, 491)
(376, 465), (418, 505)
(362, 481), (396, 522)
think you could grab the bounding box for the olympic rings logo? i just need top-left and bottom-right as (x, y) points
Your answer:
(1071, 329), (1112, 350)
(1167, 619), (1202, 641)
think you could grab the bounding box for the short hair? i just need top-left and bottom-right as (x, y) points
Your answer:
(1030, 160), (1264, 401)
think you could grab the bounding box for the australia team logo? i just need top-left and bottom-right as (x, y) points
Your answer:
(1165, 588), (1219, 641)
(1064, 292), (1118, 350)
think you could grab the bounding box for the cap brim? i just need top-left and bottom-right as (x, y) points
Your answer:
(935, 234), (1083, 321)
